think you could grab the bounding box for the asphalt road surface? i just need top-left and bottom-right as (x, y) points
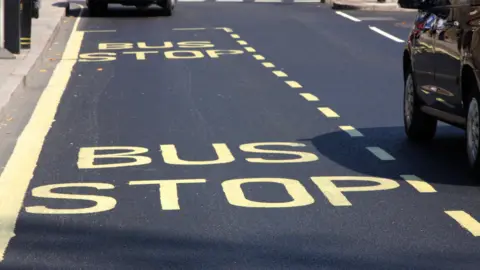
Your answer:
(0, 2), (479, 269)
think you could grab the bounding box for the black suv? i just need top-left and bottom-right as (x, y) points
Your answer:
(86, 0), (175, 16)
(400, 0), (480, 173)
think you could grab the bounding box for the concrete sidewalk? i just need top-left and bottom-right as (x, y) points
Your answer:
(0, 0), (66, 114)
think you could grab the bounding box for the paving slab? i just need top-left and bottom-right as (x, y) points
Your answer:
(0, 0), (66, 115)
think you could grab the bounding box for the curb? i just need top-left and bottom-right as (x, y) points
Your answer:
(331, 1), (416, 11)
(0, 2), (67, 116)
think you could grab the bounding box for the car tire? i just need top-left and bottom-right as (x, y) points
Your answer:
(159, 0), (175, 16)
(88, 1), (108, 17)
(466, 91), (480, 174)
(403, 70), (437, 141)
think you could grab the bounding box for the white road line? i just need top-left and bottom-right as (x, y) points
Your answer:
(293, 0), (321, 2)
(400, 175), (437, 193)
(216, 0), (244, 2)
(368, 26), (404, 43)
(178, 0), (206, 2)
(339, 126), (363, 137)
(366, 147), (395, 161)
(335, 11), (361, 22)
(173, 27), (206, 30)
(255, 0), (282, 2)
(0, 5), (86, 261)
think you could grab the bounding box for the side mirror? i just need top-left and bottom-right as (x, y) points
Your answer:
(397, 0), (429, 9)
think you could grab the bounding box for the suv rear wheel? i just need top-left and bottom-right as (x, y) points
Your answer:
(88, 1), (108, 16)
(159, 0), (175, 16)
(466, 92), (480, 173)
(403, 70), (437, 141)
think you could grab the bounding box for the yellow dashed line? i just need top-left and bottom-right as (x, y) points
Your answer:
(366, 147), (395, 161)
(245, 47), (256, 53)
(253, 55), (265, 60)
(318, 107), (339, 118)
(299, 93), (319, 101)
(237, 40), (248, 45)
(446, 210), (480, 236)
(339, 125), (363, 137)
(400, 175), (436, 193)
(273, 71), (287, 77)
(285, 81), (302, 88)
(231, 34), (240, 39)
(262, 62), (275, 68)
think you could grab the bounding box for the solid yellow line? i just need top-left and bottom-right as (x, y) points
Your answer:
(285, 81), (302, 88)
(339, 125), (363, 137)
(273, 71), (287, 77)
(245, 47), (256, 52)
(299, 93), (319, 101)
(400, 175), (436, 193)
(253, 54), (265, 60)
(446, 210), (480, 236)
(366, 147), (395, 160)
(262, 62), (275, 68)
(237, 40), (248, 45)
(231, 34), (240, 39)
(0, 5), (86, 261)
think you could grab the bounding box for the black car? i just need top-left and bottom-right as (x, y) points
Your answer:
(400, 0), (480, 173)
(86, 0), (175, 16)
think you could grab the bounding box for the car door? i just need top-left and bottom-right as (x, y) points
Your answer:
(431, 1), (465, 114)
(412, 10), (439, 106)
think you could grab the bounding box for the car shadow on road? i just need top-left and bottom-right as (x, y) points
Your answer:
(301, 125), (479, 187)
(3, 218), (477, 269)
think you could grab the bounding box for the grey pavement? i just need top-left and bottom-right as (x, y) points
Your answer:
(0, 0), (65, 115)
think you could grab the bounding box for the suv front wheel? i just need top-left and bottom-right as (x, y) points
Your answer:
(403, 70), (437, 141)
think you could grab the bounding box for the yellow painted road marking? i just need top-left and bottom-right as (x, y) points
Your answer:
(253, 54), (265, 60)
(366, 147), (395, 161)
(339, 125), (363, 137)
(245, 47), (256, 52)
(299, 93), (319, 101)
(285, 81), (302, 88)
(0, 5), (85, 261)
(446, 210), (480, 236)
(262, 62), (275, 68)
(318, 107), (339, 118)
(237, 40), (248, 45)
(400, 175), (436, 193)
(215, 27), (233, 33)
(273, 71), (287, 77)
(231, 34), (240, 39)
(173, 28), (206, 31)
